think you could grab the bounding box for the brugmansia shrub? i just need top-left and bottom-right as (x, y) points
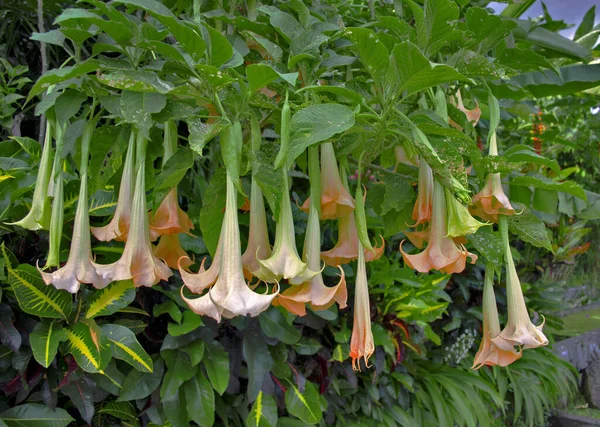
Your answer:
(0, 0), (596, 425)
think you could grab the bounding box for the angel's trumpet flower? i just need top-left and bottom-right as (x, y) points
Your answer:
(45, 123), (66, 269)
(470, 133), (515, 223)
(241, 178), (272, 280)
(91, 131), (136, 242)
(182, 173), (278, 321)
(394, 144), (418, 168)
(321, 213), (384, 266)
(449, 90), (481, 130)
(350, 242), (374, 371)
(400, 180), (477, 274)
(492, 217), (548, 351)
(411, 157), (434, 227)
(445, 188), (488, 237)
(38, 121), (111, 293)
(276, 146), (347, 316)
(149, 120), (193, 240)
(9, 119), (53, 230)
(178, 234), (221, 294)
(257, 168), (317, 284)
(472, 262), (521, 369)
(155, 234), (192, 270)
(96, 134), (171, 287)
(301, 143), (354, 220)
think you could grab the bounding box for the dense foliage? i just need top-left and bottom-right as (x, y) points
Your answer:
(0, 0), (598, 426)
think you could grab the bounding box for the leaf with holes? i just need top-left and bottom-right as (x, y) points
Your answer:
(30, 320), (67, 368)
(102, 324), (153, 373)
(120, 91), (166, 138)
(85, 280), (135, 319)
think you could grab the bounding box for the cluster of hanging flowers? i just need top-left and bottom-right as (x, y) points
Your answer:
(14, 89), (547, 372)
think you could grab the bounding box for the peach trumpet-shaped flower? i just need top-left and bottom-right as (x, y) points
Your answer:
(95, 135), (172, 287)
(9, 120), (53, 231)
(492, 217), (548, 351)
(91, 130), (136, 242)
(400, 180), (477, 274)
(470, 133), (515, 223)
(445, 188), (488, 238)
(411, 158), (434, 227)
(301, 143), (354, 220)
(350, 242), (374, 371)
(149, 120), (193, 240)
(179, 232), (222, 294)
(38, 122), (112, 293)
(182, 173), (278, 322)
(154, 233), (193, 270)
(275, 199), (347, 316)
(321, 213), (384, 266)
(394, 144), (418, 168)
(472, 263), (521, 369)
(241, 178), (272, 280)
(257, 169), (317, 284)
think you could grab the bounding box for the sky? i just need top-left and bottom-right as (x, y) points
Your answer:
(488, 0), (600, 39)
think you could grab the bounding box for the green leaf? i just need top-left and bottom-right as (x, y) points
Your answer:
(118, 358), (164, 401)
(65, 322), (109, 373)
(61, 377), (95, 424)
(96, 402), (138, 424)
(0, 305), (21, 352)
(295, 85), (363, 106)
(465, 7), (517, 53)
(5, 264), (72, 320)
(389, 41), (470, 98)
(376, 170), (415, 216)
(27, 60), (100, 102)
(468, 226), (503, 269)
(167, 310), (203, 337)
(575, 5), (597, 40)
(247, 391), (278, 427)
(54, 8), (134, 44)
(259, 307), (301, 344)
(508, 64), (600, 98)
(203, 341), (230, 395)
(246, 64), (298, 92)
(286, 104), (355, 166)
(510, 173), (586, 201)
(423, 323), (441, 346)
(206, 25), (233, 67)
(181, 340), (205, 366)
(97, 70), (174, 94)
(31, 30), (65, 47)
(245, 32), (283, 62)
(253, 151), (283, 218)
(285, 381), (322, 424)
(89, 125), (130, 193)
(9, 137), (41, 161)
(187, 116), (229, 155)
(85, 280), (135, 319)
(120, 91), (166, 138)
(507, 207), (552, 252)
(54, 89), (87, 126)
(499, 0), (536, 18)
(102, 324), (153, 373)
(408, 0), (460, 57)
(153, 147), (194, 209)
(343, 27), (389, 86)
(183, 371), (215, 427)
(153, 300), (182, 323)
(513, 20), (591, 61)
(162, 388), (188, 427)
(503, 145), (560, 173)
(114, 0), (205, 61)
(497, 47), (556, 74)
(243, 323), (273, 401)
(258, 6), (303, 42)
(0, 404), (74, 427)
(30, 320), (67, 368)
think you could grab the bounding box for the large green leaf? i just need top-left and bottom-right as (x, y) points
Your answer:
(102, 324), (153, 373)
(286, 104), (355, 165)
(120, 91), (166, 138)
(508, 64), (600, 98)
(510, 173), (586, 201)
(30, 320), (67, 368)
(465, 8), (517, 53)
(507, 207), (553, 252)
(118, 357), (164, 401)
(285, 381), (323, 424)
(113, 0), (205, 61)
(85, 280), (135, 319)
(259, 307), (301, 344)
(54, 8), (133, 43)
(407, 0), (461, 57)
(183, 371), (215, 427)
(203, 341), (230, 395)
(389, 42), (470, 98)
(0, 404), (74, 427)
(343, 27), (389, 86)
(5, 263), (72, 320)
(61, 376), (95, 424)
(64, 321), (110, 373)
(199, 168), (226, 256)
(27, 60), (100, 102)
(243, 323), (273, 402)
(247, 391), (278, 427)
(96, 70), (175, 94)
(246, 64), (298, 92)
